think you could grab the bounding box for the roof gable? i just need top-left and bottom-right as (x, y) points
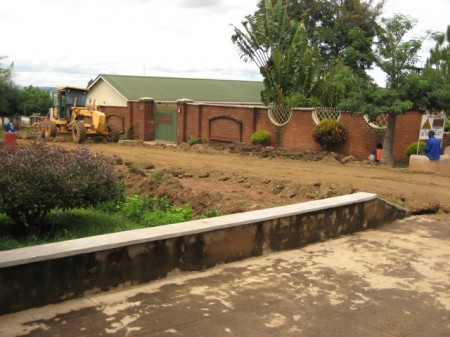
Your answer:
(91, 74), (263, 104)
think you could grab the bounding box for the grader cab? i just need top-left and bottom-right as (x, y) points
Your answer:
(40, 86), (119, 143)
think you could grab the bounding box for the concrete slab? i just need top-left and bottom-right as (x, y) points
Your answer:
(0, 214), (449, 337)
(409, 154), (450, 174)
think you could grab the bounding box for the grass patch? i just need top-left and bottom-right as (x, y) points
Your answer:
(393, 162), (408, 168)
(0, 195), (221, 251)
(0, 208), (143, 250)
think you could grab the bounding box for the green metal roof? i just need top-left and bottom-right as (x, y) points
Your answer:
(93, 74), (264, 103)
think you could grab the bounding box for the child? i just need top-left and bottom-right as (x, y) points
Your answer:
(369, 143), (383, 163)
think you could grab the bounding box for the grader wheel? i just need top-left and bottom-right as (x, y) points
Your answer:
(72, 122), (87, 143)
(37, 122), (46, 139)
(105, 123), (120, 143)
(44, 122), (57, 140)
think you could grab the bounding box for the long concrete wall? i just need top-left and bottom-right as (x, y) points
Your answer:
(0, 192), (408, 315)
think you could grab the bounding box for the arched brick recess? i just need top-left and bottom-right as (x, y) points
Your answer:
(209, 115), (243, 143)
(106, 114), (125, 133)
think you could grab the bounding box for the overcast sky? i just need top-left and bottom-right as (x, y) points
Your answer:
(0, 0), (449, 88)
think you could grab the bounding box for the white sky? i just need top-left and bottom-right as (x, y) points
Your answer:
(0, 0), (449, 88)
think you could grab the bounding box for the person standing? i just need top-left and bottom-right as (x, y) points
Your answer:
(5, 117), (15, 132)
(424, 130), (441, 160)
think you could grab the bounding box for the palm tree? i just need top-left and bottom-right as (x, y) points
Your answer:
(231, 0), (323, 118)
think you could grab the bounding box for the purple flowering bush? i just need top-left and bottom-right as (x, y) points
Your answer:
(0, 142), (118, 233)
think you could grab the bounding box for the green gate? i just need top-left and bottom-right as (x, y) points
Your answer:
(154, 104), (177, 142)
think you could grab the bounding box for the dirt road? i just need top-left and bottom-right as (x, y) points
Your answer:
(40, 140), (450, 215)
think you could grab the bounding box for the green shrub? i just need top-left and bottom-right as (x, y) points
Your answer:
(120, 195), (171, 221)
(0, 142), (119, 233)
(251, 130), (271, 145)
(188, 135), (202, 146)
(121, 124), (133, 140)
(99, 179), (126, 213)
(129, 165), (146, 176)
(121, 194), (148, 221)
(150, 169), (168, 182)
(142, 205), (192, 226)
(312, 119), (348, 149)
(118, 194), (192, 226)
(201, 207), (223, 218)
(406, 141), (426, 157)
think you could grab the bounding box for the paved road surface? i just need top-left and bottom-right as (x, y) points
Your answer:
(1, 214), (449, 337)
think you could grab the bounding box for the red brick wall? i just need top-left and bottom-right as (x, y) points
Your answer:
(203, 105), (256, 144)
(100, 106), (128, 134)
(117, 100), (425, 163)
(177, 103), (257, 144)
(102, 100), (154, 140)
(278, 109), (321, 152)
(393, 111), (423, 161)
(136, 99), (155, 141)
(178, 103), (423, 162)
(209, 116), (243, 142)
(443, 133), (450, 151)
(184, 104), (201, 141)
(340, 113), (380, 159)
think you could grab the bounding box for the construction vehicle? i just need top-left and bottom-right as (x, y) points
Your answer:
(39, 86), (120, 143)
(30, 113), (46, 131)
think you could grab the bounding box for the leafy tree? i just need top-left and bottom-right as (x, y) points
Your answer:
(0, 56), (20, 117)
(18, 86), (53, 115)
(339, 14), (424, 164)
(260, 0), (384, 76)
(418, 25), (450, 112)
(370, 25), (450, 115)
(376, 15), (423, 89)
(231, 0), (323, 107)
(427, 25), (450, 78)
(319, 59), (367, 107)
(400, 67), (450, 112)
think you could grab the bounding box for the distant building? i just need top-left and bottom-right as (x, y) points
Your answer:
(87, 74), (264, 107)
(84, 74), (264, 143)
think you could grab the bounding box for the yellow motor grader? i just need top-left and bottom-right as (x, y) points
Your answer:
(39, 86), (119, 143)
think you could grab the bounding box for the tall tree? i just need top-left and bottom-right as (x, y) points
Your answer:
(0, 56), (19, 117)
(259, 0), (384, 77)
(339, 14), (424, 164)
(427, 25), (450, 78)
(231, 0), (323, 108)
(424, 25), (450, 112)
(403, 25), (450, 113)
(375, 14), (424, 164)
(319, 59), (369, 107)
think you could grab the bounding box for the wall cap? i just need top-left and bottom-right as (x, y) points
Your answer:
(138, 97), (154, 102)
(0, 192), (378, 268)
(177, 98), (194, 103)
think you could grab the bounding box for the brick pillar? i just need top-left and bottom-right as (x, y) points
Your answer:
(138, 97), (155, 141)
(177, 98), (193, 143)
